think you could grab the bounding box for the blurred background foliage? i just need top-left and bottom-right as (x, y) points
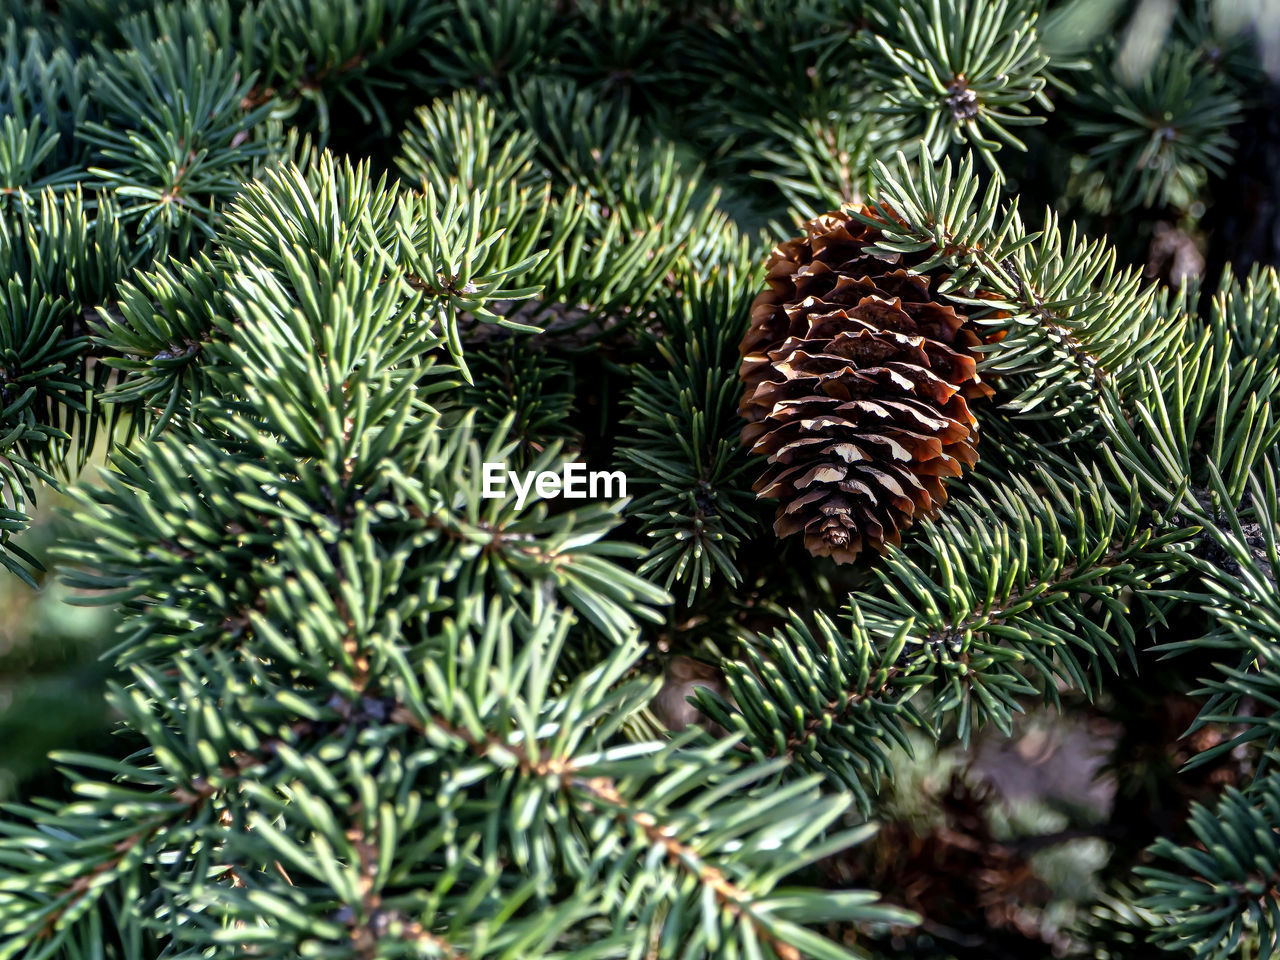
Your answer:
(0, 492), (119, 802)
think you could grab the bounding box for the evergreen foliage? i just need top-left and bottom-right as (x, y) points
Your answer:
(1, 0), (1278, 958)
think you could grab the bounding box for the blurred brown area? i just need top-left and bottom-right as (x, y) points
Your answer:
(819, 692), (1257, 959)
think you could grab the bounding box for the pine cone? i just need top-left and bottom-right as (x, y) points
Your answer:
(739, 209), (992, 563)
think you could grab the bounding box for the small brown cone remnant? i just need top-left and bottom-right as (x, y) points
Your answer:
(739, 208), (993, 563)
(651, 656), (732, 736)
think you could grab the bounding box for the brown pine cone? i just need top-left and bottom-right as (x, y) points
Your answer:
(739, 208), (993, 563)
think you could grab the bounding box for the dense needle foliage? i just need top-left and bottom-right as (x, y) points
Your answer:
(0, 0), (1278, 958)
